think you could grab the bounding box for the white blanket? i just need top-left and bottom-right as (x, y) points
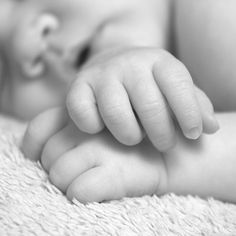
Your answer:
(0, 115), (236, 236)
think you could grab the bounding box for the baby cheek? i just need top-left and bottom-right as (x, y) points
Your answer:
(13, 80), (65, 119)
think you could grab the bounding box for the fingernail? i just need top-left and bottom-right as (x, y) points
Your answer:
(185, 127), (202, 140)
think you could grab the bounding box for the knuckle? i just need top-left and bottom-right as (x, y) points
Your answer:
(139, 100), (166, 120)
(102, 103), (130, 125)
(104, 103), (123, 118)
(157, 58), (192, 90)
(165, 63), (190, 84)
(72, 101), (92, 118)
(183, 109), (202, 127)
(67, 96), (93, 122)
(171, 75), (191, 94)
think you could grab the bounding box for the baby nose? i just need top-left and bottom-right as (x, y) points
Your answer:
(22, 14), (59, 78)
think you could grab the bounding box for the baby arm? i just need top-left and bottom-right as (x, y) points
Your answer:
(165, 112), (236, 203)
(93, 0), (170, 52)
(23, 107), (167, 203)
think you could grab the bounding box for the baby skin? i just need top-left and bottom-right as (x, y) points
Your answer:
(1, 0), (236, 203)
(23, 47), (236, 204)
(23, 108), (236, 204)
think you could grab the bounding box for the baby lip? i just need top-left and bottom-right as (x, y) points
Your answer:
(22, 59), (46, 78)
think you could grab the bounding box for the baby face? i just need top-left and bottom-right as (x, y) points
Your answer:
(0, 0), (123, 119)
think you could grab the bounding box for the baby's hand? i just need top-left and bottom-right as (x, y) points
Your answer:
(23, 107), (167, 203)
(67, 48), (219, 151)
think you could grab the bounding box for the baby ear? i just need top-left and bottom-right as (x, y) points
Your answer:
(37, 13), (59, 37)
(21, 14), (59, 79)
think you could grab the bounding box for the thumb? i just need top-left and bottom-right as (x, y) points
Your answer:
(195, 86), (219, 134)
(22, 107), (68, 161)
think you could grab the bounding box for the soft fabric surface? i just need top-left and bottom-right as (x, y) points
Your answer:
(0, 115), (236, 236)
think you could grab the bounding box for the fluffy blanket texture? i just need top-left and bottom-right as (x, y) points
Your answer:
(0, 115), (236, 236)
